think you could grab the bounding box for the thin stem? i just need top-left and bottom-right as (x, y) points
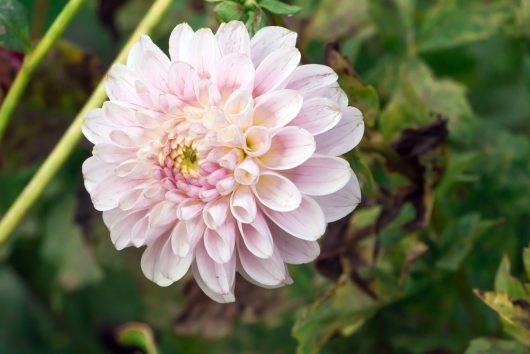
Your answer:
(0, 0), (86, 141)
(0, 0), (173, 245)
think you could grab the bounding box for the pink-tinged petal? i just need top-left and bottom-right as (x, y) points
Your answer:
(171, 216), (206, 256)
(269, 221), (320, 264)
(93, 143), (135, 164)
(250, 26), (297, 66)
(109, 127), (148, 148)
(315, 106), (364, 156)
(82, 156), (113, 194)
(103, 209), (144, 250)
(289, 97), (342, 135)
(169, 23), (194, 62)
(195, 240), (236, 301)
(103, 101), (138, 127)
(106, 64), (143, 106)
(214, 53), (254, 96)
(282, 155), (352, 196)
(243, 126), (271, 157)
(148, 201), (176, 226)
(259, 126), (315, 170)
(313, 173), (361, 222)
(305, 81), (348, 108)
(253, 171), (301, 212)
(253, 47), (301, 97)
(230, 186), (257, 223)
(83, 108), (109, 144)
(91, 175), (139, 211)
(115, 159), (152, 179)
(204, 218), (236, 263)
(238, 211), (274, 258)
(167, 62), (199, 102)
(215, 20), (251, 56)
(224, 89), (253, 129)
(141, 236), (193, 287)
(216, 176), (236, 196)
(286, 64), (338, 96)
(252, 89), (303, 128)
(190, 28), (222, 79)
(177, 198), (204, 220)
(203, 197), (229, 229)
(262, 195), (326, 241)
(192, 260), (235, 303)
(237, 241), (290, 287)
(234, 157), (260, 185)
(127, 35), (170, 91)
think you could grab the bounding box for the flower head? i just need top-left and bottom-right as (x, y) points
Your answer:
(82, 21), (363, 302)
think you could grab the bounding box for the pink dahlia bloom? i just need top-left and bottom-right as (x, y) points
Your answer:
(82, 21), (363, 302)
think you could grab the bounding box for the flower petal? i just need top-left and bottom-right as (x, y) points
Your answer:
(250, 26), (297, 66)
(203, 197), (229, 229)
(167, 61), (200, 102)
(238, 211), (274, 258)
(237, 241), (290, 287)
(269, 221), (320, 264)
(215, 20), (251, 56)
(262, 195), (326, 241)
(289, 97), (342, 135)
(195, 240), (236, 301)
(243, 126), (271, 157)
(190, 28), (222, 79)
(313, 172), (361, 222)
(253, 47), (300, 97)
(281, 155), (352, 196)
(252, 89), (303, 128)
(214, 53), (255, 96)
(315, 106), (364, 156)
(259, 126), (315, 170)
(169, 23), (194, 62)
(204, 218), (236, 263)
(230, 186), (257, 223)
(253, 171), (301, 212)
(286, 64), (338, 96)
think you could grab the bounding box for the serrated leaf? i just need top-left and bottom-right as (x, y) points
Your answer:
(464, 338), (529, 354)
(259, 0), (301, 15)
(417, 2), (513, 52)
(214, 1), (246, 23)
(0, 0), (31, 52)
(116, 322), (158, 354)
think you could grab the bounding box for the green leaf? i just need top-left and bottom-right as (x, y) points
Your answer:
(417, 2), (513, 53)
(495, 255), (528, 300)
(116, 322), (158, 354)
(258, 0), (301, 15)
(474, 291), (530, 346)
(41, 195), (103, 291)
(464, 338), (529, 354)
(293, 275), (380, 354)
(213, 1), (246, 23)
(0, 0), (31, 52)
(524, 246), (530, 280)
(245, 8), (267, 36)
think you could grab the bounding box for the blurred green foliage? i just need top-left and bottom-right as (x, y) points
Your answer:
(0, 0), (530, 353)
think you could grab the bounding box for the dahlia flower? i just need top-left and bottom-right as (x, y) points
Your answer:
(82, 21), (363, 302)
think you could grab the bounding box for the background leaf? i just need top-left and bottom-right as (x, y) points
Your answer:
(0, 0), (31, 52)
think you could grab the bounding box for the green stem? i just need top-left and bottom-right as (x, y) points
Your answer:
(0, 0), (86, 141)
(0, 0), (173, 245)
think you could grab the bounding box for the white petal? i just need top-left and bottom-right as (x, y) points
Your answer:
(315, 106), (364, 156)
(269, 221), (320, 264)
(237, 241), (290, 287)
(169, 23), (194, 62)
(252, 89), (303, 128)
(190, 28), (222, 79)
(282, 154), (352, 196)
(204, 219), (236, 263)
(253, 47), (301, 97)
(262, 195), (326, 241)
(215, 20), (251, 56)
(230, 186), (257, 223)
(214, 53), (254, 95)
(253, 171), (301, 212)
(313, 173), (361, 222)
(259, 126), (315, 170)
(250, 26), (297, 66)
(289, 97), (342, 135)
(238, 211), (274, 258)
(167, 61), (200, 102)
(286, 64), (338, 96)
(195, 240), (236, 301)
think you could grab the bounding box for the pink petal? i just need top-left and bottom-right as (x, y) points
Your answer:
(253, 171), (301, 212)
(214, 53), (255, 96)
(215, 20), (251, 56)
(204, 218), (236, 263)
(281, 154), (352, 196)
(313, 173), (361, 222)
(243, 126), (271, 157)
(234, 157), (260, 185)
(195, 240), (236, 301)
(203, 197), (229, 230)
(190, 28), (222, 79)
(93, 143), (135, 164)
(252, 89), (303, 128)
(262, 195), (326, 241)
(103, 208), (145, 250)
(259, 126), (315, 170)
(171, 216), (206, 256)
(141, 235), (193, 287)
(237, 241), (290, 287)
(127, 35), (170, 91)
(177, 199), (204, 220)
(289, 97), (342, 135)
(315, 106), (364, 156)
(83, 108), (109, 144)
(286, 64), (338, 96)
(230, 186), (257, 223)
(269, 221), (320, 264)
(250, 26), (297, 67)
(106, 64), (144, 106)
(82, 156), (113, 194)
(305, 81), (348, 108)
(148, 201), (176, 226)
(238, 211), (274, 258)
(167, 62), (199, 102)
(169, 23), (194, 62)
(224, 89), (253, 129)
(253, 47), (301, 97)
